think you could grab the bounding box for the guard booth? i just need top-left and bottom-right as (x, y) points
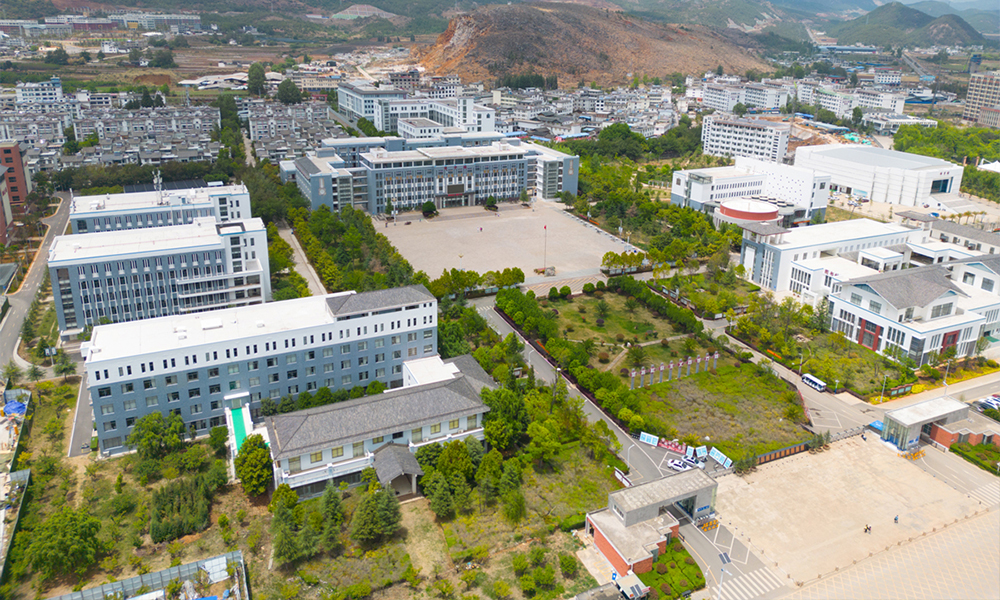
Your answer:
(881, 396), (969, 451)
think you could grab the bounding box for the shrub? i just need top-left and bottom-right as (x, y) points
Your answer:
(984, 408), (1000, 423)
(519, 574), (535, 595)
(528, 545), (546, 566)
(616, 333), (625, 342)
(596, 281), (606, 290)
(559, 286), (571, 298)
(660, 583), (671, 596)
(656, 562), (668, 575)
(512, 553), (529, 575)
(598, 352), (610, 363)
(620, 368), (630, 376)
(679, 579), (689, 587)
(559, 513), (586, 531)
(596, 318), (605, 327)
(559, 552), (579, 577)
(594, 290), (604, 298)
(583, 283), (595, 294)
(548, 287), (560, 301)
(578, 305), (587, 313)
(685, 556), (695, 565)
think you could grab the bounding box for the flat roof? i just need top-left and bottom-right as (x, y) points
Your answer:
(886, 396), (968, 427)
(861, 246), (902, 259)
(610, 470), (717, 514)
(84, 285), (434, 363)
(588, 508), (678, 566)
(774, 219), (912, 250)
(804, 145), (958, 171)
(71, 184), (247, 216)
(793, 256), (877, 280)
(49, 217), (248, 263)
(399, 117), (441, 128)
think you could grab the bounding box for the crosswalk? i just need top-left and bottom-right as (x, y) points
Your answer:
(968, 481), (1000, 507)
(714, 568), (785, 600)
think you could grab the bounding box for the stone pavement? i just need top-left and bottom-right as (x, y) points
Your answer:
(574, 530), (614, 585)
(779, 509), (1000, 600)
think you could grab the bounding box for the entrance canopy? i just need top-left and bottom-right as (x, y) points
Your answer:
(882, 396), (968, 450)
(372, 443), (423, 485)
(608, 469), (718, 527)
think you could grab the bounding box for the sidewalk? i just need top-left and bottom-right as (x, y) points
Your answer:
(277, 227), (326, 296)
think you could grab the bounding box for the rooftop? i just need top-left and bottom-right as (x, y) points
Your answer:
(772, 219), (912, 250)
(609, 469), (718, 514)
(70, 184), (247, 216)
(803, 145), (958, 171)
(84, 285), (434, 363)
(931, 220), (1000, 247)
(886, 396), (969, 427)
(588, 508), (678, 567)
(793, 256), (877, 280)
(846, 264), (965, 309)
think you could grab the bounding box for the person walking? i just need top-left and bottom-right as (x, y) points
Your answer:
(894, 515), (898, 524)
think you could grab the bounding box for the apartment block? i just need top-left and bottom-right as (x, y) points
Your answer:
(0, 140), (32, 208)
(82, 285), (438, 454)
(49, 217), (270, 333)
(73, 107), (220, 141)
(70, 184), (250, 234)
(963, 72), (1000, 122)
(14, 77), (64, 104)
(701, 115), (789, 164)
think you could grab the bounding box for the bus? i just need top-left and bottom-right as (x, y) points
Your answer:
(802, 373), (827, 392)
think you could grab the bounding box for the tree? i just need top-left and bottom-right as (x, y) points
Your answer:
(234, 434), (272, 497)
(852, 106), (863, 126)
(248, 62), (267, 96)
(3, 360), (22, 387)
(321, 482), (344, 551)
(80, 50), (92, 63)
(97, 50), (105, 61)
(276, 79), (303, 105)
(27, 360), (44, 387)
(54, 350), (76, 381)
(127, 412), (186, 460)
(849, 72), (859, 86)
(271, 504), (304, 564)
(128, 48), (142, 63)
(716, 65), (724, 76)
(208, 426), (228, 455)
(627, 345), (648, 368)
(44, 47), (69, 65)
(525, 421), (560, 467)
(269, 483), (299, 513)
(26, 506), (102, 581)
(62, 126), (79, 155)
(732, 102), (748, 117)
(350, 488), (401, 546)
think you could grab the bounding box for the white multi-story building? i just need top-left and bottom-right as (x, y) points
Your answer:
(873, 71), (902, 86)
(794, 145), (964, 207)
(853, 89), (905, 115)
(964, 71), (1000, 122)
(49, 217), (270, 333)
(70, 184), (250, 234)
(14, 77), (64, 104)
(337, 80), (408, 122)
(82, 285), (438, 453)
(701, 116), (789, 164)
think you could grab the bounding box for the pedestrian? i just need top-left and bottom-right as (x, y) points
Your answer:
(894, 515), (898, 524)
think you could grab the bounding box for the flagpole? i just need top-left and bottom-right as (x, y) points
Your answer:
(543, 225), (547, 272)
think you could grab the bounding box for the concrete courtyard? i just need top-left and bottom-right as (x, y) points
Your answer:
(379, 202), (633, 279)
(714, 435), (987, 587)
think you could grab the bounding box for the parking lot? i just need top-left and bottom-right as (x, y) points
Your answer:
(714, 435), (986, 587)
(379, 202), (632, 279)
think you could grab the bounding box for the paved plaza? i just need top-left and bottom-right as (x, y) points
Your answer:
(379, 202), (632, 278)
(714, 435), (985, 587)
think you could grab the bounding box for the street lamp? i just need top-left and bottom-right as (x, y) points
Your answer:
(626, 443), (634, 470)
(879, 374), (888, 404)
(715, 568), (729, 600)
(798, 351), (804, 374)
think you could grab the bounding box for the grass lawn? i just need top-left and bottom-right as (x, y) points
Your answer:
(632, 362), (810, 457)
(544, 293), (677, 348)
(950, 442), (1000, 477)
(610, 335), (718, 375)
(638, 541), (706, 600)
(653, 273), (760, 316)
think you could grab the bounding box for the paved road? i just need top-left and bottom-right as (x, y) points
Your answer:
(277, 226), (326, 296)
(0, 194), (71, 371)
(68, 371), (92, 457)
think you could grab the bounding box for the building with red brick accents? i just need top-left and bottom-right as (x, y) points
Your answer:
(585, 471), (716, 576)
(881, 396), (1000, 451)
(0, 141), (31, 209)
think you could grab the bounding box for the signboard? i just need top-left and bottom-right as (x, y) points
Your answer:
(685, 445), (696, 460)
(612, 572), (618, 581)
(687, 358), (693, 366)
(639, 432), (658, 446)
(660, 364), (665, 371)
(708, 447), (731, 467)
(614, 467), (633, 487)
(723, 458), (733, 469)
(695, 445), (708, 458)
(658, 439), (686, 454)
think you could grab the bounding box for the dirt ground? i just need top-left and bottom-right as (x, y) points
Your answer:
(400, 499), (451, 577)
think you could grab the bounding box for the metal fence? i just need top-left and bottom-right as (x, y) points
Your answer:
(48, 551), (248, 600)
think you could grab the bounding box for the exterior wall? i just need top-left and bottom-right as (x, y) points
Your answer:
(632, 557), (654, 575)
(71, 186), (249, 234)
(701, 116), (789, 164)
(337, 81), (408, 122)
(86, 294), (438, 453)
(0, 141), (32, 207)
(964, 73), (1000, 122)
(928, 423), (958, 447)
(589, 520), (630, 576)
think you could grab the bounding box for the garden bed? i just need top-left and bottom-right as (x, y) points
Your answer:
(950, 442), (1000, 476)
(637, 541), (706, 600)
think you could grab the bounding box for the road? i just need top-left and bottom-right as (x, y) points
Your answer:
(277, 226), (327, 296)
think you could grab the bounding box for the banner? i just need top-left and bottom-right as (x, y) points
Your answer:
(695, 445), (708, 458)
(658, 439), (686, 454)
(639, 432), (658, 446)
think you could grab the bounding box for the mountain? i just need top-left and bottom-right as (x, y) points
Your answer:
(907, 0), (999, 34)
(827, 2), (984, 46)
(417, 3), (770, 86)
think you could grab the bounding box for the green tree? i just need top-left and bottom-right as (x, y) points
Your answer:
(350, 488), (402, 546)
(26, 506), (102, 581)
(732, 102), (748, 117)
(234, 434), (272, 497)
(3, 360), (23, 387)
(127, 412), (186, 460)
(54, 350), (77, 382)
(247, 62), (267, 96)
(27, 359), (44, 387)
(271, 504), (304, 564)
(852, 106), (863, 126)
(44, 47), (69, 65)
(208, 426), (228, 455)
(128, 48), (142, 63)
(276, 79), (303, 105)
(525, 421), (560, 467)
(321, 482), (344, 551)
(269, 483), (299, 513)
(626, 345), (648, 368)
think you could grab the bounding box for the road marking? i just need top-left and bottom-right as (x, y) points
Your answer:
(969, 482), (1000, 507)
(715, 568), (784, 600)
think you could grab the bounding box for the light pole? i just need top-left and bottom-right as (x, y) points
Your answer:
(626, 443), (634, 470)
(879, 374), (888, 404)
(798, 351), (804, 374)
(715, 568), (729, 600)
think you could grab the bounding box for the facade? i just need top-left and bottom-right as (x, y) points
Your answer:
(73, 107), (220, 141)
(963, 72), (1000, 122)
(794, 145), (963, 207)
(854, 89), (905, 115)
(14, 77), (64, 104)
(701, 116), (789, 164)
(82, 285), (438, 454)
(670, 157), (829, 222)
(862, 113), (938, 135)
(261, 354), (492, 497)
(0, 141), (31, 208)
(49, 217), (270, 333)
(701, 83), (787, 113)
(373, 97), (496, 135)
(976, 106), (1000, 129)
(336, 80), (408, 122)
(246, 101), (336, 141)
(108, 12), (202, 31)
(0, 170), (11, 245)
(70, 184), (250, 234)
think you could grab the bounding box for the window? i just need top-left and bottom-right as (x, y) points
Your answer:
(963, 272), (976, 285)
(249, 377), (260, 387)
(931, 303), (953, 318)
(341, 344), (351, 354)
(211, 400), (220, 410)
(210, 384), (221, 394)
(104, 421), (117, 432)
(146, 396), (158, 407)
(424, 330), (433, 339)
(124, 399), (137, 411)
(165, 375), (178, 385)
(143, 379), (155, 390)
(269, 373), (280, 383)
(168, 392), (180, 403)
(358, 341), (368, 351)
(984, 279), (995, 293)
(430, 423), (441, 435)
(357, 357), (368, 366)
(468, 414), (477, 428)
(423, 345), (434, 354)
(126, 417), (136, 428)
(208, 368), (220, 378)
(101, 404), (114, 415)
(375, 353), (384, 363)
(391, 335), (400, 345)
(122, 383), (134, 393)
(286, 354), (297, 364)
(267, 358), (278, 368)
(310, 451), (323, 463)
(412, 428), (422, 443)
(229, 381), (241, 390)
(288, 457), (301, 473)
(372, 436), (384, 444)
(407, 332), (417, 342)
(374, 339), (384, 349)
(353, 441), (364, 456)
(287, 370), (297, 379)
(330, 446), (344, 458)
(248, 360), (259, 371)
(187, 372), (199, 382)
(449, 418), (459, 429)
(869, 301), (881, 315)
(408, 347), (418, 357)
(191, 404), (202, 415)
(850, 293), (862, 306)
(188, 388), (201, 398)
(323, 348), (333, 358)
(342, 375), (351, 385)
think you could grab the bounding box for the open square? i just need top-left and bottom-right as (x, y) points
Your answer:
(714, 436), (984, 585)
(379, 202), (631, 278)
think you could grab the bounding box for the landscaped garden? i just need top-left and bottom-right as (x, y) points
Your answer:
(950, 442), (1000, 476)
(654, 271), (760, 317)
(637, 541), (706, 600)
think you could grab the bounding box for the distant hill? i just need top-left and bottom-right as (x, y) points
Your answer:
(604, 0), (782, 29)
(827, 2), (984, 46)
(907, 0), (999, 34)
(418, 3), (770, 87)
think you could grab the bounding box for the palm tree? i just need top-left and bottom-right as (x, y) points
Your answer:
(627, 345), (648, 368)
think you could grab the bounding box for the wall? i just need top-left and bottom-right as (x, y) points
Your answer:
(589, 518), (630, 576)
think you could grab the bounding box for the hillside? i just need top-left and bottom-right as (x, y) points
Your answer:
(907, 0), (999, 34)
(827, 2), (984, 46)
(418, 3), (769, 86)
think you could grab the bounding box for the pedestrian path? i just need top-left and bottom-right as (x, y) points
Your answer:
(715, 568), (785, 600)
(969, 481), (1000, 507)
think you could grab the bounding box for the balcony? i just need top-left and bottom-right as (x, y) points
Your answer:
(277, 453), (373, 489)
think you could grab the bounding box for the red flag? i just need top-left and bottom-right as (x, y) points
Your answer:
(544, 225), (547, 230)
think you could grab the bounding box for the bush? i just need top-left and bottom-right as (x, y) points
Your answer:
(596, 318), (605, 327)
(596, 281), (606, 290)
(528, 545), (546, 566)
(519, 574), (535, 595)
(594, 290), (604, 298)
(598, 352), (610, 363)
(656, 562), (668, 575)
(620, 367), (630, 376)
(559, 552), (579, 577)
(512, 553), (529, 575)
(984, 408), (1000, 423)
(660, 583), (671, 596)
(559, 286), (571, 298)
(548, 287), (560, 301)
(616, 333), (625, 342)
(583, 283), (595, 294)
(559, 513), (586, 532)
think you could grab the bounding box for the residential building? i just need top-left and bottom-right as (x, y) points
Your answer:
(70, 184), (250, 234)
(108, 12), (202, 31)
(14, 77), (64, 104)
(82, 285), (438, 453)
(701, 116), (789, 164)
(853, 89), (905, 115)
(0, 140), (32, 208)
(246, 101), (336, 141)
(963, 72), (1000, 122)
(702, 83), (787, 113)
(73, 106), (220, 141)
(49, 217), (270, 333)
(976, 106), (1000, 129)
(794, 145), (964, 207)
(258, 354), (492, 497)
(0, 170), (12, 245)
(336, 80), (407, 122)
(862, 113), (938, 136)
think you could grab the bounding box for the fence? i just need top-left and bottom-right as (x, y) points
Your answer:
(756, 442), (809, 466)
(48, 551), (249, 600)
(0, 469), (30, 587)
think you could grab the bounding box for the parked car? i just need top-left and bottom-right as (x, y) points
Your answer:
(979, 396), (1000, 411)
(667, 459), (692, 472)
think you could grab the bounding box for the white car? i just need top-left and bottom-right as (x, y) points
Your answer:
(667, 459), (692, 472)
(979, 396), (1000, 411)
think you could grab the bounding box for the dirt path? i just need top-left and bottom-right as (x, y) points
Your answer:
(400, 499), (450, 577)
